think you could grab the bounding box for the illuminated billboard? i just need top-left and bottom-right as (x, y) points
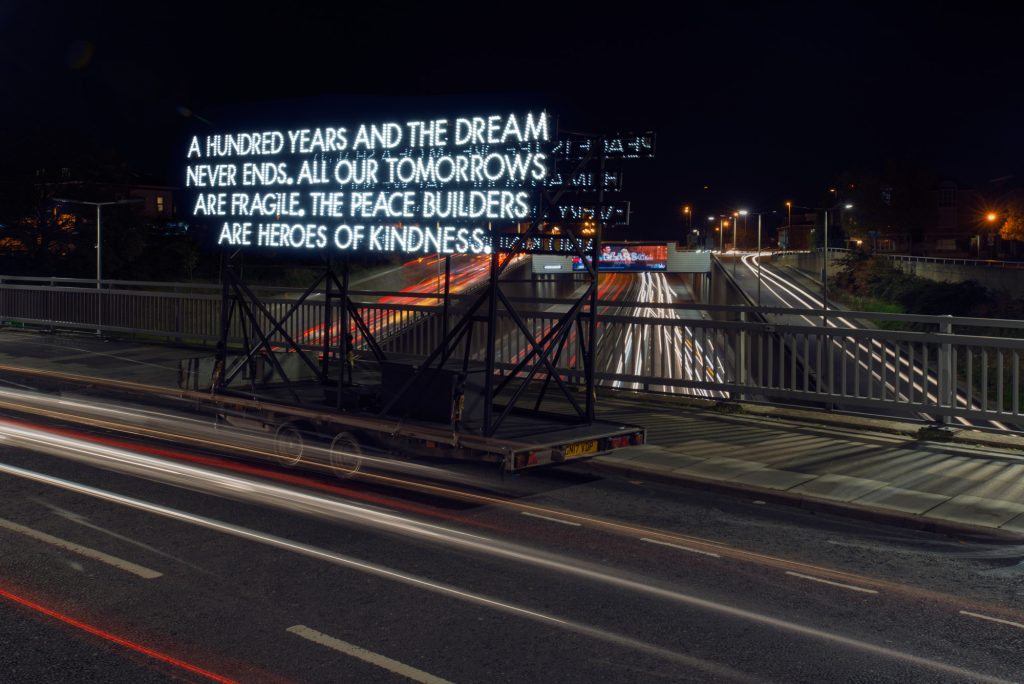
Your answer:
(572, 243), (668, 272)
(184, 111), (552, 256)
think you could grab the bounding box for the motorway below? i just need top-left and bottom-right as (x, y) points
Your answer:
(498, 271), (727, 400)
(594, 272), (726, 398)
(0, 384), (1022, 683)
(724, 253), (1014, 432)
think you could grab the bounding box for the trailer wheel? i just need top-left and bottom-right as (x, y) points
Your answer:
(274, 422), (305, 467)
(329, 431), (363, 479)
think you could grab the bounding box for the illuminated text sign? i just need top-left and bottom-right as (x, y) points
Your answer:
(184, 111), (552, 255)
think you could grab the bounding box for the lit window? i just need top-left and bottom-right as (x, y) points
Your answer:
(156, 196), (165, 213)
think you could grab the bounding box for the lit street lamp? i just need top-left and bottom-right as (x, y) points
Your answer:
(984, 211), (1000, 257)
(790, 201), (853, 323)
(785, 200), (792, 249)
(743, 209), (777, 306)
(52, 197), (143, 332)
(732, 210), (749, 277)
(823, 203), (854, 316)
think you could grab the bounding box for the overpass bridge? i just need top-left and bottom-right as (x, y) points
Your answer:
(1, 260), (1022, 432)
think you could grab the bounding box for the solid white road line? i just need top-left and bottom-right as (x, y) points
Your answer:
(0, 516), (161, 579)
(521, 511), (581, 527)
(959, 611), (1024, 630)
(785, 571), (877, 594)
(641, 537), (721, 558)
(287, 625), (454, 684)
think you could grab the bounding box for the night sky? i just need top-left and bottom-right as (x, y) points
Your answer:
(2, 1), (1021, 238)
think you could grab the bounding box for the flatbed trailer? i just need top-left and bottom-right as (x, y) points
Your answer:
(218, 396), (646, 473)
(0, 361), (644, 474)
(194, 360), (646, 473)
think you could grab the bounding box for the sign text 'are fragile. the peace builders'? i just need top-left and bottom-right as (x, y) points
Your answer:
(184, 111), (552, 255)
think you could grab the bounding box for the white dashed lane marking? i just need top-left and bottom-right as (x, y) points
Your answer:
(287, 625), (455, 684)
(640, 537), (721, 558)
(521, 511), (581, 527)
(960, 611), (1024, 630)
(0, 516), (162, 579)
(785, 571), (877, 594)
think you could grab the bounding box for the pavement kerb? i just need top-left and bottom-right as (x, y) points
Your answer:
(594, 388), (1024, 455)
(586, 457), (1024, 542)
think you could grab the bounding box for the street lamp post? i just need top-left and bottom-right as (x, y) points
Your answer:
(740, 209), (776, 307)
(757, 212), (762, 305)
(53, 197), (143, 333)
(785, 201), (792, 250)
(821, 202), (853, 324)
(733, 210), (749, 277)
(985, 212), (999, 258)
(791, 202), (853, 323)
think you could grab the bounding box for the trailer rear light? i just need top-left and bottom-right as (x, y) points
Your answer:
(513, 451), (538, 469)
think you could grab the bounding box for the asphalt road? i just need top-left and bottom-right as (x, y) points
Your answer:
(1, 391), (1022, 683)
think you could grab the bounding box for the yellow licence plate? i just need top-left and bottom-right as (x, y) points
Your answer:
(564, 440), (598, 458)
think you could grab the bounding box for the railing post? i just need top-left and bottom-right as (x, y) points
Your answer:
(939, 315), (953, 425)
(731, 310), (747, 401)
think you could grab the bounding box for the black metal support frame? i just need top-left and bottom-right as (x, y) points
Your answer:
(214, 257), (385, 402)
(376, 132), (609, 437)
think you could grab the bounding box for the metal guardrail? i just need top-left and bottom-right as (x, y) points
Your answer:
(1, 278), (1021, 428)
(881, 254), (1024, 270)
(770, 249), (1024, 271)
(0, 277), (438, 351)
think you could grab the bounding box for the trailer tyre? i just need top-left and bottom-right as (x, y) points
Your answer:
(274, 422), (305, 467)
(329, 431), (363, 479)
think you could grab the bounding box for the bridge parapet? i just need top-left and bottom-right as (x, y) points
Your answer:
(2, 276), (1022, 429)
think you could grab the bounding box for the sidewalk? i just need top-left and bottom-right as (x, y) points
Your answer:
(593, 394), (1024, 539)
(1, 329), (1023, 539)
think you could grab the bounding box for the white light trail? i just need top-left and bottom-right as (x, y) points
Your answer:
(742, 255), (1008, 430)
(0, 446), (1008, 683)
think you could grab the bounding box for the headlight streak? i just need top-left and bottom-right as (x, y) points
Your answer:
(0, 585), (239, 684)
(742, 256), (1008, 430)
(0, 459), (755, 683)
(610, 272), (725, 398)
(0, 386), (493, 490)
(33, 499), (211, 575)
(0, 408), (479, 526)
(0, 419), (495, 544)
(0, 425), (1016, 683)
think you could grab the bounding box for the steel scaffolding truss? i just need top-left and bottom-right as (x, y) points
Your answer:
(213, 256), (385, 404)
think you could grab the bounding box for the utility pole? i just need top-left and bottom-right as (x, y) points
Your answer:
(53, 197), (143, 334)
